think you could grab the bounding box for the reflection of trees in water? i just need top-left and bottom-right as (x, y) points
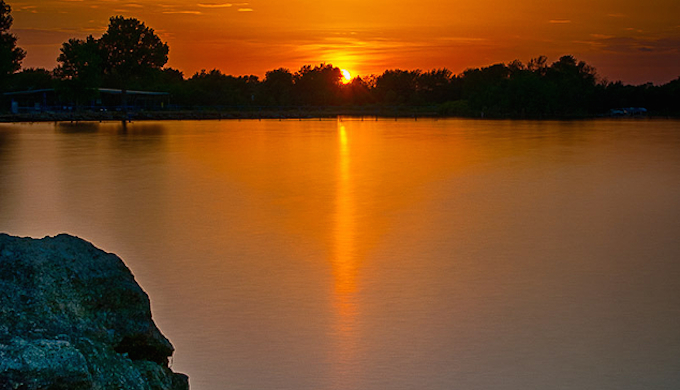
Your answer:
(50, 121), (172, 247)
(56, 122), (100, 133)
(53, 122), (168, 153)
(0, 128), (17, 218)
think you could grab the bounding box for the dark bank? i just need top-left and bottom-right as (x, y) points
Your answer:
(0, 233), (188, 390)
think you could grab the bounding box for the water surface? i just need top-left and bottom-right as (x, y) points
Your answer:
(1, 119), (680, 390)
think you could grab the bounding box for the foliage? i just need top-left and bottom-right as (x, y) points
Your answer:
(293, 63), (343, 106)
(7, 68), (54, 91)
(177, 69), (258, 107)
(55, 36), (103, 105)
(99, 16), (169, 88)
(0, 0), (25, 88)
(261, 68), (294, 106)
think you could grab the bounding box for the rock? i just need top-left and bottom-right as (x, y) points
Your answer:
(0, 233), (188, 390)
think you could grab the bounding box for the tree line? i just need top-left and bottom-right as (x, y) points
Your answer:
(1, 1), (678, 118)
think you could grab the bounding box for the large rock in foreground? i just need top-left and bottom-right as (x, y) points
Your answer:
(0, 233), (188, 390)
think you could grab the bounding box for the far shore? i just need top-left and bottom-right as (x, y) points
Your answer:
(0, 107), (670, 123)
(1, 108), (434, 123)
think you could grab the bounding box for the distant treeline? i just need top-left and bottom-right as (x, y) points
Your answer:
(1, 6), (678, 118)
(7, 58), (680, 118)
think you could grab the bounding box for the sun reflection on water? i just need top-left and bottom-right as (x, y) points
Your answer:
(331, 120), (360, 386)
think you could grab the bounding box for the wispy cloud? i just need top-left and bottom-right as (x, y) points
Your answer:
(13, 28), (87, 45)
(238, 8), (253, 12)
(549, 19), (571, 24)
(577, 35), (680, 54)
(607, 13), (626, 18)
(163, 10), (202, 14)
(438, 37), (486, 43)
(197, 2), (232, 7)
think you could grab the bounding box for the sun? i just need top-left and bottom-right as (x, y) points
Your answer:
(341, 69), (352, 84)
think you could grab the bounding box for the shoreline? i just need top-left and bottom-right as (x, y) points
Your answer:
(0, 107), (439, 123)
(0, 108), (670, 123)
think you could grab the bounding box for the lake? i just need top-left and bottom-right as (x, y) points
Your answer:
(1, 118), (680, 390)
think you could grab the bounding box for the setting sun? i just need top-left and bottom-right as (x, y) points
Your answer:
(341, 69), (351, 83)
(6, 0), (680, 84)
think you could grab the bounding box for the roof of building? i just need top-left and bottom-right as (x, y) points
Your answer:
(3, 88), (169, 96)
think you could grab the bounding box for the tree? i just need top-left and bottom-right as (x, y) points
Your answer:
(0, 0), (25, 88)
(417, 68), (455, 103)
(261, 68), (294, 106)
(293, 64), (342, 105)
(55, 36), (103, 106)
(9, 68), (53, 91)
(99, 16), (168, 108)
(546, 55), (598, 116)
(56, 36), (102, 81)
(374, 69), (421, 105)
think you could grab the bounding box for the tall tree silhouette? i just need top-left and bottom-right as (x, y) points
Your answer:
(55, 36), (103, 107)
(99, 16), (168, 108)
(294, 64), (342, 106)
(374, 69), (421, 104)
(261, 68), (294, 106)
(0, 0), (25, 89)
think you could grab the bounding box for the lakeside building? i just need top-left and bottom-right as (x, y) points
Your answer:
(3, 88), (170, 113)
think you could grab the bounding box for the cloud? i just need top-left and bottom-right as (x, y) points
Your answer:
(163, 10), (202, 14)
(17, 5), (38, 12)
(238, 8), (253, 12)
(606, 13), (626, 18)
(579, 35), (680, 54)
(549, 19), (571, 24)
(197, 3), (232, 7)
(438, 37), (486, 43)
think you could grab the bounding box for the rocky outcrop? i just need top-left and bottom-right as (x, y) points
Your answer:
(0, 233), (188, 390)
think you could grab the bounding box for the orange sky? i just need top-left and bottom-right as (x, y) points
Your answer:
(10, 0), (680, 84)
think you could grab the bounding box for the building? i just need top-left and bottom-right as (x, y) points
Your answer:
(3, 88), (170, 113)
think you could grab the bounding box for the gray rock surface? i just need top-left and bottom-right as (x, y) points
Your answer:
(0, 233), (188, 390)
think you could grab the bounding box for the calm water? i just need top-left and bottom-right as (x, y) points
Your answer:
(1, 119), (680, 390)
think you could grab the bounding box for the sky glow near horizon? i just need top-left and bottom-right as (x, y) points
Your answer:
(9, 0), (680, 84)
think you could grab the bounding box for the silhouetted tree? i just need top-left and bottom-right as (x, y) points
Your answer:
(343, 76), (373, 105)
(527, 55), (548, 76)
(461, 63), (511, 115)
(505, 62), (551, 117)
(181, 69), (257, 107)
(0, 0), (25, 89)
(55, 36), (103, 107)
(261, 68), (294, 106)
(294, 64), (342, 106)
(8, 68), (54, 91)
(546, 55), (598, 116)
(99, 16), (169, 108)
(374, 69), (421, 105)
(417, 68), (455, 103)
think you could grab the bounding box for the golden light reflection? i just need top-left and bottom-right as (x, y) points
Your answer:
(331, 120), (359, 384)
(334, 121), (355, 297)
